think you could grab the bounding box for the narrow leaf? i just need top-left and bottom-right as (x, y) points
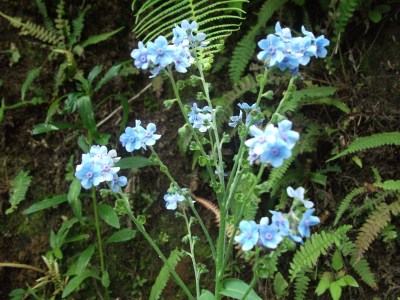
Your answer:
(62, 270), (97, 298)
(23, 194), (68, 214)
(105, 228), (136, 243)
(115, 156), (157, 170)
(80, 27), (124, 48)
(68, 179), (82, 219)
(220, 278), (262, 300)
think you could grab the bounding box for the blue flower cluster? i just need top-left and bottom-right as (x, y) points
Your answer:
(188, 103), (214, 132)
(245, 120), (299, 167)
(235, 186), (320, 251)
(120, 120), (161, 152)
(257, 22), (330, 75)
(163, 188), (192, 210)
(131, 20), (208, 77)
(228, 102), (263, 128)
(75, 145), (127, 191)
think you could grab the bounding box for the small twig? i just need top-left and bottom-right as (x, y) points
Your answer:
(0, 262), (46, 273)
(96, 83), (152, 128)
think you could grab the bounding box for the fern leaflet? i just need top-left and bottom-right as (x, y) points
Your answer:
(289, 225), (351, 281)
(6, 170), (33, 215)
(133, 0), (247, 61)
(374, 180), (400, 191)
(294, 270), (311, 300)
(334, 187), (366, 226)
(149, 249), (182, 300)
(355, 199), (400, 260)
(328, 132), (400, 161)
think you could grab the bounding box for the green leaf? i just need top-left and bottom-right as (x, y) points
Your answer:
(95, 64), (121, 92)
(105, 228), (136, 243)
(315, 273), (332, 296)
(87, 65), (102, 84)
(101, 271), (110, 288)
(220, 278), (262, 300)
(21, 67), (40, 101)
(75, 244), (96, 275)
(68, 179), (82, 219)
(62, 270), (97, 298)
(80, 27), (124, 48)
(76, 95), (98, 137)
(352, 156), (363, 168)
(115, 156), (157, 170)
(32, 123), (60, 134)
(99, 204), (120, 228)
(6, 170), (32, 214)
(342, 275), (359, 287)
(198, 290), (215, 300)
(368, 10), (381, 23)
(329, 281), (342, 300)
(23, 194), (68, 214)
(332, 250), (344, 271)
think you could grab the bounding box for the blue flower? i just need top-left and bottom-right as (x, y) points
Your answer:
(131, 42), (150, 70)
(259, 138), (292, 167)
(75, 161), (102, 189)
(141, 123), (161, 149)
(290, 36), (316, 66)
(228, 110), (243, 128)
(120, 124), (143, 152)
(275, 22), (292, 40)
(164, 192), (185, 210)
(147, 36), (175, 67)
(298, 209), (320, 238)
(259, 217), (283, 249)
(110, 174), (127, 192)
(277, 120), (299, 149)
(188, 104), (213, 132)
(257, 34), (285, 67)
(234, 220), (259, 251)
(314, 35), (330, 58)
(172, 47), (192, 73)
(270, 211), (290, 236)
(287, 186), (314, 208)
(99, 156), (120, 182)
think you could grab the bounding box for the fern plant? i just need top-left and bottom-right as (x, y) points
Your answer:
(6, 170), (32, 214)
(132, 0), (247, 62)
(0, 0), (123, 94)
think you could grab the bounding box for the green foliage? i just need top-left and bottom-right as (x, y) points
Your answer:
(374, 180), (400, 191)
(340, 240), (377, 289)
(332, 0), (361, 45)
(228, 0), (288, 83)
(273, 272), (289, 298)
(23, 194), (68, 214)
(293, 270), (311, 300)
(328, 132), (400, 161)
(289, 225), (351, 281)
(355, 199), (400, 260)
(133, 0), (247, 62)
(220, 278), (262, 300)
(334, 187), (366, 226)
(6, 170), (32, 215)
(149, 249), (182, 300)
(0, 1), (123, 94)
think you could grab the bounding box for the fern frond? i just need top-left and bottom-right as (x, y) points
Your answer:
(293, 270), (311, 300)
(21, 67), (41, 101)
(6, 170), (32, 215)
(289, 225), (351, 281)
(333, 0), (360, 44)
(340, 240), (378, 289)
(149, 249), (181, 300)
(54, 0), (68, 45)
(79, 27), (124, 49)
(371, 166), (382, 183)
(327, 132), (400, 162)
(0, 12), (60, 45)
(374, 180), (400, 191)
(301, 97), (350, 114)
(35, 0), (56, 33)
(355, 199), (400, 260)
(229, 0), (287, 83)
(68, 6), (90, 47)
(334, 187), (366, 226)
(133, 0), (247, 61)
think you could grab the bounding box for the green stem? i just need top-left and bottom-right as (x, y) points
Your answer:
(182, 209), (201, 298)
(165, 69), (222, 203)
(242, 246), (260, 300)
(122, 198), (195, 300)
(150, 147), (216, 259)
(221, 165), (266, 276)
(91, 188), (109, 299)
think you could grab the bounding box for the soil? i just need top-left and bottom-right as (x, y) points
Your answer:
(0, 0), (399, 299)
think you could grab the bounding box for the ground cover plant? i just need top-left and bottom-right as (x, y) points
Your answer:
(0, 0), (399, 299)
